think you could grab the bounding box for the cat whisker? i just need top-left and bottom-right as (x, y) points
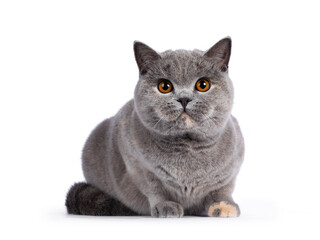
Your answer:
(153, 116), (164, 128)
(202, 113), (218, 127)
(209, 116), (218, 126)
(166, 122), (177, 134)
(201, 113), (211, 126)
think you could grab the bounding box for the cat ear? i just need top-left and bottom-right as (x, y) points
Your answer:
(204, 37), (232, 72)
(134, 41), (161, 75)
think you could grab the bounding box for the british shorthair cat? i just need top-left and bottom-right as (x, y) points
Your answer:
(66, 37), (244, 217)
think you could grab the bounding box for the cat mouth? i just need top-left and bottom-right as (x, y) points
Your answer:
(178, 112), (196, 128)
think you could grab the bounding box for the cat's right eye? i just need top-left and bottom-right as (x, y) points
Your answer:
(158, 79), (173, 94)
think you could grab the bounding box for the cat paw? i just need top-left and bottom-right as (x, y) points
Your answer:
(151, 201), (184, 218)
(207, 201), (240, 217)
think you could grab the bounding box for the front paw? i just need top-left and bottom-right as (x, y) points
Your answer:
(207, 201), (240, 217)
(151, 201), (184, 218)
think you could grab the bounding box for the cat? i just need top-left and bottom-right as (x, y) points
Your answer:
(65, 37), (244, 217)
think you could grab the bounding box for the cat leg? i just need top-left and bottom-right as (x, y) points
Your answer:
(142, 173), (184, 218)
(65, 182), (139, 216)
(202, 182), (240, 217)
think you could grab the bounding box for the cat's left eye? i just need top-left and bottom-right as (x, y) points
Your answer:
(195, 78), (210, 92)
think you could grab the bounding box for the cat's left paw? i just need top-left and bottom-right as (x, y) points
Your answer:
(207, 201), (240, 217)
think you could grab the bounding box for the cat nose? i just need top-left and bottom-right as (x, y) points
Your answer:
(177, 97), (192, 110)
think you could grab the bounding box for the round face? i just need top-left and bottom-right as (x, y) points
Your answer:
(134, 49), (234, 137)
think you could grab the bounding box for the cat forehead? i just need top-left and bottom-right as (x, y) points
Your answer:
(157, 49), (211, 82)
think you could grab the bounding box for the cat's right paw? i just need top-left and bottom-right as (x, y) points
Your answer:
(151, 201), (184, 218)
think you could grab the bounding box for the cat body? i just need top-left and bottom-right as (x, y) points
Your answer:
(66, 38), (244, 217)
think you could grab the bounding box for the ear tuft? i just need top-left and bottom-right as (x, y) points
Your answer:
(204, 37), (232, 72)
(134, 41), (160, 75)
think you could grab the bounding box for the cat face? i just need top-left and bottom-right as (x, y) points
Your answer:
(134, 38), (234, 137)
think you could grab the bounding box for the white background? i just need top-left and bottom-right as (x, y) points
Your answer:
(1, 0), (320, 239)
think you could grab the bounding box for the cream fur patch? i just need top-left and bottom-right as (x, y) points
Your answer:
(181, 113), (195, 128)
(208, 201), (239, 217)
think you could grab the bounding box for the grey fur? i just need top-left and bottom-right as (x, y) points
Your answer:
(81, 37), (244, 217)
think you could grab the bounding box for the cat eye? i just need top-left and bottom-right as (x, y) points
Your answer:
(158, 79), (173, 94)
(195, 78), (210, 92)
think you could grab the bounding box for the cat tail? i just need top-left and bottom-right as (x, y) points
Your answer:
(65, 182), (140, 216)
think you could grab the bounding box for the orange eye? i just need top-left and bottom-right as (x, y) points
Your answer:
(158, 80), (173, 94)
(195, 78), (210, 92)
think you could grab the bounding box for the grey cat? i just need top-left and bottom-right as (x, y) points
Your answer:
(66, 37), (244, 217)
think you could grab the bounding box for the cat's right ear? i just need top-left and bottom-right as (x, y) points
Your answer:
(134, 41), (161, 75)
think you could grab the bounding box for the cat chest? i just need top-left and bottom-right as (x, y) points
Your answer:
(155, 153), (223, 197)
(129, 136), (234, 203)
(158, 167), (215, 207)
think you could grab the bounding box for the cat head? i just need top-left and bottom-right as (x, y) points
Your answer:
(133, 38), (234, 137)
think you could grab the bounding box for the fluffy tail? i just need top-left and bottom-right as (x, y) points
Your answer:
(65, 182), (139, 216)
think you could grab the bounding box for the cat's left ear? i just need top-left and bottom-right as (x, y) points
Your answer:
(204, 37), (232, 72)
(134, 41), (161, 75)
